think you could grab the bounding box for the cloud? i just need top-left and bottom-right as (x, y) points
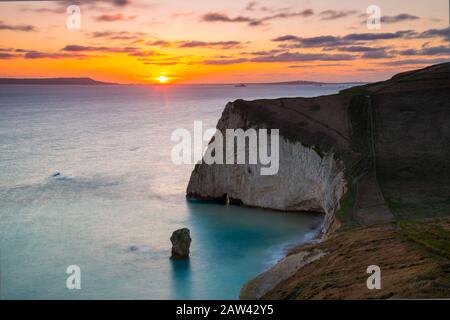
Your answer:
(361, 49), (392, 59)
(334, 46), (389, 53)
(320, 10), (358, 20)
(0, 21), (35, 32)
(20, 7), (66, 14)
(418, 28), (450, 40)
(142, 61), (180, 66)
(272, 35), (300, 42)
(329, 45), (394, 59)
(287, 65), (308, 68)
(253, 10), (314, 25)
(144, 39), (245, 49)
(91, 31), (123, 37)
(250, 52), (356, 62)
(146, 40), (171, 47)
(202, 58), (248, 65)
(356, 68), (378, 72)
(202, 12), (253, 23)
(244, 49), (285, 56)
(272, 29), (450, 61)
(376, 58), (449, 66)
(61, 0), (132, 7)
(198, 51), (356, 65)
(0, 47), (89, 59)
(397, 46), (450, 56)
(62, 45), (139, 53)
(24, 51), (88, 59)
(95, 13), (135, 22)
(62, 45), (110, 52)
(272, 30), (425, 48)
(128, 50), (160, 57)
(381, 14), (419, 24)
(244, 2), (293, 14)
(110, 0), (131, 6)
(245, 1), (258, 11)
(201, 9), (314, 27)
(29, 0), (134, 14)
(0, 52), (18, 59)
(287, 63), (351, 68)
(273, 35), (350, 47)
(344, 30), (417, 41)
(176, 41), (244, 49)
(90, 30), (145, 41)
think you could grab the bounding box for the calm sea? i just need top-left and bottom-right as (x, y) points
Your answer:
(0, 83), (351, 299)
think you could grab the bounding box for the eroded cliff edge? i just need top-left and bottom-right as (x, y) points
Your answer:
(186, 63), (450, 299)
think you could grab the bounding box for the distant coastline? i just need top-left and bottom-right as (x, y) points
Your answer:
(0, 77), (116, 85)
(0, 77), (366, 86)
(234, 80), (367, 86)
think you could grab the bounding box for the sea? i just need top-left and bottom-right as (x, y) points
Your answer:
(0, 83), (353, 299)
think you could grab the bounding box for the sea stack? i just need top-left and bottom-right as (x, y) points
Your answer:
(170, 228), (192, 259)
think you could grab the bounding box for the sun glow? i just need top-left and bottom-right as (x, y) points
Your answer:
(156, 75), (169, 83)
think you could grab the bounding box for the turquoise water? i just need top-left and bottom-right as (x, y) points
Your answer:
(0, 84), (349, 299)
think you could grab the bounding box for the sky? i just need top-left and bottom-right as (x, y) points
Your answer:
(0, 0), (449, 84)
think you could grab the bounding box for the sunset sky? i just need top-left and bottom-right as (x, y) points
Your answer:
(0, 0), (449, 84)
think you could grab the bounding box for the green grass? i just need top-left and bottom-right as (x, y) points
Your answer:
(334, 94), (374, 228)
(335, 186), (360, 229)
(233, 98), (345, 159)
(399, 220), (450, 260)
(346, 94), (374, 182)
(336, 188), (353, 220)
(348, 95), (370, 155)
(386, 196), (449, 219)
(339, 85), (371, 97)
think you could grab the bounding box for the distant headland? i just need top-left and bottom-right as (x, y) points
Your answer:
(236, 80), (366, 86)
(0, 77), (115, 85)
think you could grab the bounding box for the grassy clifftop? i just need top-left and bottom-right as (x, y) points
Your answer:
(227, 94), (352, 160)
(263, 218), (450, 299)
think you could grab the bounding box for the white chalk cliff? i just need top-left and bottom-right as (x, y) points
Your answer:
(187, 98), (350, 234)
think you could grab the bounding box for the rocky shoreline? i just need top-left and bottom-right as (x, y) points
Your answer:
(186, 63), (450, 299)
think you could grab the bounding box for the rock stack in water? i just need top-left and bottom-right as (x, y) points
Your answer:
(170, 228), (191, 259)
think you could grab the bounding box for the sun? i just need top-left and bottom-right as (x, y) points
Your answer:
(156, 75), (169, 84)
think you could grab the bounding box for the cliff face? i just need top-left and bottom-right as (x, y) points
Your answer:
(187, 94), (352, 233)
